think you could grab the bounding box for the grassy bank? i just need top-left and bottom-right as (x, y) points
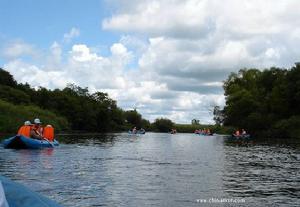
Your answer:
(0, 99), (69, 133)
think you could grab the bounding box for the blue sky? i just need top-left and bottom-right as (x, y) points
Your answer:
(0, 0), (118, 56)
(1, 0), (300, 123)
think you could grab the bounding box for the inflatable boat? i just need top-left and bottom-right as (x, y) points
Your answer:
(128, 129), (146, 134)
(2, 135), (59, 149)
(231, 134), (251, 139)
(0, 175), (62, 207)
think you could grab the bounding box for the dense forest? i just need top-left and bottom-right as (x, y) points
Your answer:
(0, 68), (153, 133)
(220, 63), (300, 138)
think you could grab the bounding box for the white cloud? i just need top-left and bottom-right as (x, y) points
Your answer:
(70, 44), (101, 62)
(63, 27), (80, 43)
(2, 0), (300, 123)
(101, 0), (300, 122)
(1, 40), (38, 59)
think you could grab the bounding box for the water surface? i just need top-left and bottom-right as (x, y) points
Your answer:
(0, 133), (299, 206)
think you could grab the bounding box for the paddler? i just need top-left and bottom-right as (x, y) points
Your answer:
(30, 118), (44, 140)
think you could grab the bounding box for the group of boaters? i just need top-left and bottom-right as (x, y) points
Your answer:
(233, 129), (247, 136)
(194, 128), (212, 135)
(17, 118), (54, 141)
(130, 127), (146, 134)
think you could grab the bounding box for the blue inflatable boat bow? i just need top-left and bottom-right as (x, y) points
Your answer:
(0, 176), (62, 207)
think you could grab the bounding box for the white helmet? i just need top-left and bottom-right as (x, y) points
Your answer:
(24, 121), (31, 126)
(34, 118), (42, 124)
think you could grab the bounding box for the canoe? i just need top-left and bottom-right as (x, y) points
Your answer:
(2, 135), (59, 149)
(0, 175), (62, 207)
(128, 130), (146, 134)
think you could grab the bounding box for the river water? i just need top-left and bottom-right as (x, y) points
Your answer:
(0, 133), (299, 206)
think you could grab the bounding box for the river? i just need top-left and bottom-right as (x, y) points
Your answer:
(0, 133), (299, 206)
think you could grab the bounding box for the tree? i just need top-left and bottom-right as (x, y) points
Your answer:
(0, 68), (17, 87)
(213, 106), (224, 126)
(191, 119), (200, 125)
(152, 118), (174, 132)
(222, 64), (300, 138)
(124, 109), (142, 127)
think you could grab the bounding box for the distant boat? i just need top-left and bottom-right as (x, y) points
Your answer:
(128, 129), (146, 134)
(170, 129), (177, 134)
(194, 130), (212, 136)
(231, 134), (251, 139)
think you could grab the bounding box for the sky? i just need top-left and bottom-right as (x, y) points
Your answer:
(1, 0), (300, 124)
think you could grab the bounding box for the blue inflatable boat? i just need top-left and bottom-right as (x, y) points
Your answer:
(2, 135), (59, 149)
(0, 175), (62, 207)
(231, 134), (251, 139)
(128, 129), (146, 134)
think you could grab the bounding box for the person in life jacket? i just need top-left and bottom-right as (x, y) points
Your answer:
(30, 118), (44, 140)
(17, 121), (32, 137)
(43, 125), (54, 141)
(235, 130), (240, 136)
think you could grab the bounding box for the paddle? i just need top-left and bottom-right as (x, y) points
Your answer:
(43, 137), (54, 147)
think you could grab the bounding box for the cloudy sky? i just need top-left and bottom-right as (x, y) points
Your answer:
(1, 0), (299, 123)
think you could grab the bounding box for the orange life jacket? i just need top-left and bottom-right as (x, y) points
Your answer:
(17, 126), (31, 137)
(43, 125), (54, 141)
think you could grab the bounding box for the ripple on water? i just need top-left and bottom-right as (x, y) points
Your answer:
(0, 133), (299, 207)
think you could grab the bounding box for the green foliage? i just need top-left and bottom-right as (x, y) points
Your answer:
(223, 64), (300, 138)
(191, 119), (200, 125)
(152, 118), (174, 132)
(175, 124), (209, 133)
(0, 99), (69, 133)
(0, 85), (31, 105)
(0, 68), (17, 87)
(141, 119), (151, 130)
(32, 86), (126, 132)
(124, 109), (142, 128)
(213, 106), (224, 126)
(0, 69), (151, 133)
(272, 116), (300, 139)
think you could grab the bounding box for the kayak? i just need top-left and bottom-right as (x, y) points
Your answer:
(2, 135), (59, 149)
(0, 175), (62, 207)
(128, 130), (146, 134)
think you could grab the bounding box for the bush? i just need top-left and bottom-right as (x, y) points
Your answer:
(152, 118), (174, 132)
(0, 99), (69, 133)
(273, 116), (300, 138)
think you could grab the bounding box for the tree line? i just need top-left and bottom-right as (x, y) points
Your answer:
(217, 63), (300, 138)
(3, 63), (298, 137)
(0, 68), (173, 133)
